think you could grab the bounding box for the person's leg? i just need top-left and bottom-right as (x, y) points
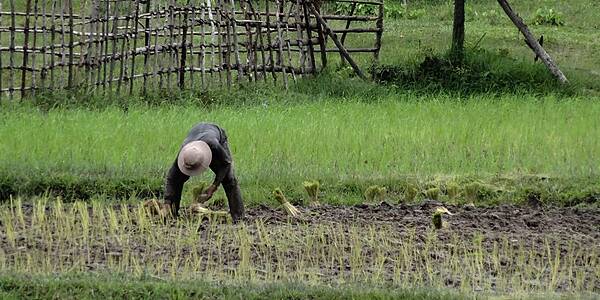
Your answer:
(221, 166), (245, 222)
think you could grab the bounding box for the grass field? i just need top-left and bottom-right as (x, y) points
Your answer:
(2, 95), (600, 206)
(1, 0), (600, 298)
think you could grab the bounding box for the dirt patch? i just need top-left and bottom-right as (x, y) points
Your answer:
(246, 202), (599, 242)
(2, 201), (599, 293)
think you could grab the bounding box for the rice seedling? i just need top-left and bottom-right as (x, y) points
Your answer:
(303, 180), (321, 206)
(364, 185), (387, 203)
(273, 188), (300, 217)
(432, 206), (453, 230)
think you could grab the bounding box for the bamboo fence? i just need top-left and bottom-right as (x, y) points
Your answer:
(0, 0), (383, 99)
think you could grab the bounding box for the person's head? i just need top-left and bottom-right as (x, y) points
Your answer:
(177, 141), (212, 176)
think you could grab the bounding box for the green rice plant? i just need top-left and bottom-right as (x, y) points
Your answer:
(364, 185), (387, 203)
(423, 187), (440, 200)
(273, 188), (300, 217)
(303, 180), (321, 206)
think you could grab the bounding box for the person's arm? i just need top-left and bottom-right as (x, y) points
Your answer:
(164, 159), (189, 216)
(204, 140), (233, 198)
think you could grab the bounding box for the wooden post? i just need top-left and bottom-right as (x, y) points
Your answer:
(308, 4), (366, 80)
(142, 0), (152, 94)
(30, 0), (40, 96)
(497, 0), (568, 83)
(314, 2), (327, 69)
(302, 0), (316, 74)
(21, 0), (32, 98)
(374, 0), (384, 62)
(9, 0), (16, 99)
(274, 0), (288, 87)
(67, 0), (74, 89)
(179, 3), (189, 89)
(265, 0), (277, 83)
(49, 0), (57, 90)
(130, 0), (141, 94)
(0, 2), (3, 98)
(451, 0), (465, 61)
(116, 0), (132, 94)
(339, 2), (356, 63)
(229, 0), (243, 82)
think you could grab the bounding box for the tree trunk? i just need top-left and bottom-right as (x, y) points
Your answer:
(451, 0), (465, 61)
(497, 0), (568, 83)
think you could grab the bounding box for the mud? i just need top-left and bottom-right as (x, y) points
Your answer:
(2, 201), (599, 293)
(245, 201), (599, 247)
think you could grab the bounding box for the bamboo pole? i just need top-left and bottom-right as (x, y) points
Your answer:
(30, 0), (39, 96)
(229, 0), (243, 82)
(0, 2), (3, 98)
(282, 0), (296, 81)
(207, 0), (220, 86)
(221, 0), (232, 86)
(496, 0), (568, 83)
(142, 0), (152, 94)
(49, 0), (57, 89)
(294, 0), (306, 75)
(67, 0), (74, 88)
(167, 0), (176, 90)
(247, 0), (267, 82)
(199, 1), (207, 89)
(308, 4), (366, 80)
(241, 0), (257, 81)
(302, 0), (315, 74)
(117, 0), (132, 94)
(78, 0), (87, 89)
(264, 0), (277, 83)
(179, 2), (189, 89)
(129, 0), (141, 94)
(88, 0), (99, 89)
(274, 0), (288, 88)
(154, 4), (163, 90)
(101, 0), (110, 91)
(188, 0), (196, 88)
(338, 1), (355, 64)
(9, 0), (16, 99)
(373, 0), (383, 62)
(108, 0), (120, 91)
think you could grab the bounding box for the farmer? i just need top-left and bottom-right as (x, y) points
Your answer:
(162, 122), (245, 222)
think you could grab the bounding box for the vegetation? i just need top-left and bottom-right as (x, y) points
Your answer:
(1, 0), (600, 298)
(0, 198), (597, 297)
(1, 97), (599, 206)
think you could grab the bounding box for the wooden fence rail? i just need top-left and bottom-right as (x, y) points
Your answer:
(0, 0), (383, 100)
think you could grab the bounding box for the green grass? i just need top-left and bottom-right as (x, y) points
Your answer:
(0, 273), (466, 300)
(1, 94), (600, 205)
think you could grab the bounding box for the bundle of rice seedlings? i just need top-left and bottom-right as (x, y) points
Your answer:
(423, 187), (440, 200)
(432, 206), (453, 229)
(303, 180), (320, 206)
(364, 185), (387, 203)
(189, 203), (232, 223)
(143, 199), (172, 218)
(273, 188), (300, 217)
(404, 184), (419, 202)
(191, 181), (209, 202)
(445, 182), (461, 199)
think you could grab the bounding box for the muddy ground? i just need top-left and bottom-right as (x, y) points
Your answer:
(244, 201), (600, 247)
(3, 201), (599, 293)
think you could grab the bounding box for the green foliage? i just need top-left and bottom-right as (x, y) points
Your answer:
(364, 185), (387, 203)
(531, 7), (565, 26)
(371, 49), (575, 94)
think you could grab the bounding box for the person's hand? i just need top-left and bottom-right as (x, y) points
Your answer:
(199, 184), (218, 202)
